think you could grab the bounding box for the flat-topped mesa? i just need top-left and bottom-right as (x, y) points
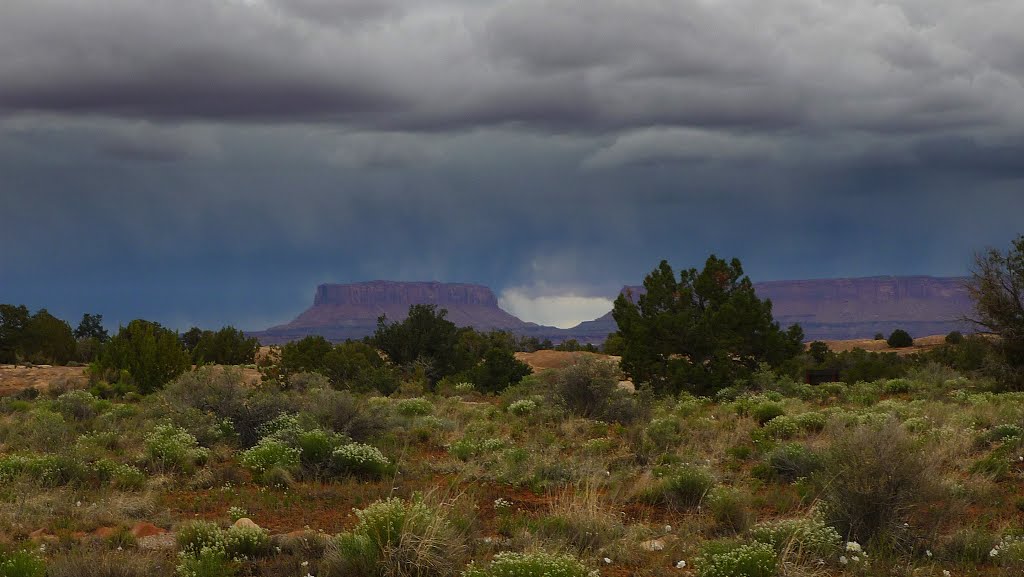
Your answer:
(253, 281), (538, 343)
(568, 276), (974, 341)
(313, 281), (500, 308)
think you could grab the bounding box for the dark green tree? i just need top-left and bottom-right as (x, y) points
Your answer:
(92, 319), (190, 394)
(887, 329), (914, 348)
(73, 313), (109, 342)
(191, 326), (259, 365)
(612, 256), (804, 396)
(279, 335), (334, 375)
(808, 341), (831, 365)
(373, 304), (461, 382)
(23, 309), (77, 365)
(467, 347), (533, 393)
(179, 327), (205, 354)
(322, 341), (398, 394)
(968, 234), (1024, 379)
(0, 304), (30, 363)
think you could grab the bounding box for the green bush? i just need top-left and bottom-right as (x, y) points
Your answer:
(396, 397), (434, 417)
(507, 399), (538, 416)
(751, 402), (786, 425)
(765, 443), (824, 483)
(177, 521), (226, 557)
(54, 389), (99, 421)
(239, 438), (301, 481)
(462, 551), (592, 577)
(708, 488), (752, 534)
(175, 546), (235, 577)
(548, 357), (642, 423)
(820, 420), (939, 547)
(698, 541), (777, 577)
(144, 424), (209, 473)
(326, 497), (463, 577)
(749, 516), (841, 560)
(223, 524), (270, 559)
(653, 465), (716, 509)
(0, 549), (46, 577)
(887, 329), (914, 349)
(945, 331), (965, 345)
(331, 443), (391, 478)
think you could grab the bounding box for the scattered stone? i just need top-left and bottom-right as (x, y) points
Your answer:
(131, 522), (166, 539)
(29, 529), (58, 544)
(641, 539), (666, 552)
(232, 518), (261, 531)
(138, 533), (176, 551)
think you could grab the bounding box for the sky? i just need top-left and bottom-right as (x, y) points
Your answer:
(1, 0), (1023, 331)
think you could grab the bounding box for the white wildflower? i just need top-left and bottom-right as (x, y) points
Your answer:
(839, 556), (848, 565)
(675, 560), (687, 569)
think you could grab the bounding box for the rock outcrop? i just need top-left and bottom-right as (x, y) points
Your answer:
(564, 276), (974, 341)
(253, 276), (976, 344)
(253, 281), (541, 344)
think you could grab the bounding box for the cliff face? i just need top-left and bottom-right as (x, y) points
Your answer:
(254, 281), (538, 344)
(253, 276), (977, 345)
(566, 276), (975, 341)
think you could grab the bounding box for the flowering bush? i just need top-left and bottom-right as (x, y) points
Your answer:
(645, 417), (682, 450)
(227, 506), (248, 522)
(462, 551), (594, 577)
(177, 521), (227, 558)
(749, 516), (841, 560)
(507, 399), (537, 416)
(448, 438), (507, 461)
(331, 443), (391, 478)
(698, 541), (777, 577)
(175, 545), (235, 577)
(144, 424), (209, 473)
(454, 382), (475, 393)
(239, 437), (301, 479)
(224, 523), (270, 559)
(397, 397), (434, 417)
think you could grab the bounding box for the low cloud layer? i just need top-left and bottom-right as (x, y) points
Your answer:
(499, 290), (614, 329)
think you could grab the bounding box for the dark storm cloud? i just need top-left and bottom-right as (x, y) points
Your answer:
(2, 0), (1024, 330)
(2, 0), (1022, 136)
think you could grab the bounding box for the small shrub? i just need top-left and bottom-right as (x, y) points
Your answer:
(749, 516), (841, 560)
(396, 397), (434, 417)
(331, 443), (391, 478)
(698, 541), (777, 577)
(223, 524), (270, 559)
(645, 417), (681, 450)
(239, 438), (301, 481)
(760, 416), (799, 440)
(325, 496), (464, 577)
(462, 551), (592, 577)
(297, 428), (348, 468)
(507, 399), (537, 416)
(653, 465), (716, 509)
(766, 443), (824, 483)
(708, 488), (752, 534)
(820, 420), (940, 547)
(946, 331), (965, 345)
(227, 507), (248, 523)
(941, 526), (997, 566)
(54, 389), (99, 421)
(548, 357), (641, 423)
(448, 438), (506, 461)
(793, 411), (827, 433)
(175, 546), (235, 577)
(751, 402), (786, 425)
(144, 424), (209, 473)
(177, 521), (225, 558)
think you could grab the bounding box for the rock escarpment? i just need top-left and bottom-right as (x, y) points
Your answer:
(254, 281), (541, 344)
(565, 276), (974, 341)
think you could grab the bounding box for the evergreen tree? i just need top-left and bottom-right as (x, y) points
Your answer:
(612, 256), (803, 396)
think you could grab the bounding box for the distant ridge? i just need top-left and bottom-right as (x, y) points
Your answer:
(252, 281), (553, 344)
(565, 276), (975, 341)
(252, 276), (976, 344)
